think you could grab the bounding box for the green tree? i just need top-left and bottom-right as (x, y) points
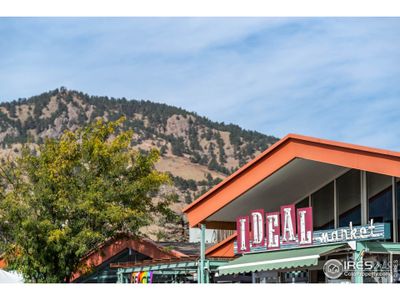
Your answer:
(0, 118), (176, 283)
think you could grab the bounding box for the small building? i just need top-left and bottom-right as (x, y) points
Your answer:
(72, 236), (191, 283)
(113, 238), (235, 283)
(72, 235), (235, 283)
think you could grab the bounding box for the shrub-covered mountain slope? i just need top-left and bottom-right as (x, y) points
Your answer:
(0, 88), (279, 240)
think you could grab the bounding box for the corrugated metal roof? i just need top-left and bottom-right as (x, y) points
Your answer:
(157, 242), (213, 256)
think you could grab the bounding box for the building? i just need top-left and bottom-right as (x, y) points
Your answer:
(72, 236), (192, 283)
(2, 234), (233, 283)
(113, 239), (234, 283)
(73, 235), (234, 283)
(183, 134), (400, 283)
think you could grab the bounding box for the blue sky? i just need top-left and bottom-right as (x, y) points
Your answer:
(0, 18), (399, 150)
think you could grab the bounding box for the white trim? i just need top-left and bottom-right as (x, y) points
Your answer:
(218, 254), (320, 270)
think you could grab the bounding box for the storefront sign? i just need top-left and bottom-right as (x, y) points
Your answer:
(236, 204), (312, 253)
(235, 205), (391, 254)
(313, 220), (390, 246)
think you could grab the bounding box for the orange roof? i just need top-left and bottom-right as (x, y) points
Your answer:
(183, 133), (400, 227)
(0, 256), (6, 269)
(109, 235), (239, 269)
(205, 233), (237, 258)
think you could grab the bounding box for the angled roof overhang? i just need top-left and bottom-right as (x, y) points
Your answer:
(205, 233), (237, 258)
(183, 134), (400, 228)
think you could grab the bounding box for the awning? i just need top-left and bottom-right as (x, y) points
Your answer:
(362, 242), (400, 255)
(218, 244), (347, 275)
(112, 257), (230, 274)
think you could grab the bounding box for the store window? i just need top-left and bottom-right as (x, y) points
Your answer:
(312, 182), (334, 230)
(295, 197), (309, 210)
(337, 169), (361, 227)
(253, 271), (278, 283)
(367, 172), (393, 240)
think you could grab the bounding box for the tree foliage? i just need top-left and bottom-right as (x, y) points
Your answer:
(0, 117), (176, 282)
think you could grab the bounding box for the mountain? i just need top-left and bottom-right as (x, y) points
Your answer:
(0, 87), (279, 241)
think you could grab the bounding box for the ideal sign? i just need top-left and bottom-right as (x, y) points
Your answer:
(236, 205), (391, 254)
(236, 204), (313, 254)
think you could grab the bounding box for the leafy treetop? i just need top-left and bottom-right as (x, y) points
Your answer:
(0, 117), (176, 283)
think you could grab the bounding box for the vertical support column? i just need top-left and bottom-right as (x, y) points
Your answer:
(334, 179), (338, 228)
(361, 171), (368, 225)
(392, 177), (398, 243)
(353, 242), (364, 283)
(117, 270), (128, 283)
(197, 264), (200, 284)
(390, 252), (394, 283)
(205, 260), (210, 283)
(199, 223), (206, 284)
(117, 270), (123, 283)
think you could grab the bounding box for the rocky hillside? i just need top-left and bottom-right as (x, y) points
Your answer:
(0, 88), (279, 240)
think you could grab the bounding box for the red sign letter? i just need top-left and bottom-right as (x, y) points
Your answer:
(250, 209), (265, 247)
(281, 204), (297, 244)
(236, 216), (250, 253)
(297, 207), (313, 245)
(265, 212), (280, 250)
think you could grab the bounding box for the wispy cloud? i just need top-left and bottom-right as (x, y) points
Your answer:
(0, 17), (399, 150)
